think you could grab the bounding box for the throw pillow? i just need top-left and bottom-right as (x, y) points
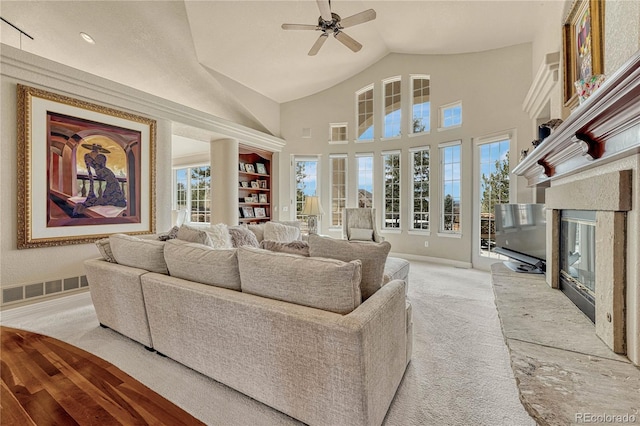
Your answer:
(95, 238), (116, 263)
(164, 240), (240, 290)
(307, 234), (391, 301)
(237, 246), (361, 314)
(109, 233), (168, 274)
(349, 228), (374, 241)
(260, 240), (309, 256)
(247, 224), (265, 242)
(205, 223), (233, 249)
(229, 226), (260, 248)
(176, 224), (212, 246)
(158, 226), (179, 241)
(264, 221), (301, 242)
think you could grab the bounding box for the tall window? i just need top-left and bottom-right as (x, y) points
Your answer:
(356, 153), (374, 208)
(330, 123), (348, 144)
(411, 76), (430, 134)
(174, 165), (211, 224)
(479, 138), (510, 257)
(440, 101), (463, 129)
(440, 142), (461, 233)
(410, 146), (430, 230)
(294, 157), (319, 229)
(383, 77), (401, 138)
(356, 85), (374, 141)
(329, 155), (347, 227)
(382, 151), (401, 229)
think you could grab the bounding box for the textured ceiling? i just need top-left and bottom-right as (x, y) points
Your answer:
(1, 0), (566, 105)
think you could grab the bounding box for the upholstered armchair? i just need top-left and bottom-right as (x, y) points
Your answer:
(342, 208), (385, 242)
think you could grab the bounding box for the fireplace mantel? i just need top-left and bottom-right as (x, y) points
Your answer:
(513, 50), (640, 186)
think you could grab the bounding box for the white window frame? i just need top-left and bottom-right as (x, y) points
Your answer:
(173, 164), (211, 225)
(438, 101), (463, 131)
(381, 150), (402, 232)
(329, 123), (348, 145)
(355, 84), (375, 143)
(438, 140), (462, 237)
(410, 74), (431, 135)
(382, 76), (402, 140)
(355, 152), (374, 209)
(291, 155), (321, 227)
(329, 154), (348, 228)
(409, 145), (430, 234)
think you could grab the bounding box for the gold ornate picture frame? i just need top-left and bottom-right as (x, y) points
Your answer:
(17, 84), (156, 249)
(562, 0), (604, 109)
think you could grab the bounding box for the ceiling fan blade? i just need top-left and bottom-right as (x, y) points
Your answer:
(308, 33), (328, 56)
(334, 30), (362, 52)
(282, 23), (318, 31)
(340, 9), (376, 28)
(316, 0), (332, 22)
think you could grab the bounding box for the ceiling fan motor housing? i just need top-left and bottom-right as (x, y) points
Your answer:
(318, 12), (342, 33)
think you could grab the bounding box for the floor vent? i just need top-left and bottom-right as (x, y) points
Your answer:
(2, 275), (88, 306)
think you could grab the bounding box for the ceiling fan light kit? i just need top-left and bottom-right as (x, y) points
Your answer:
(281, 0), (376, 56)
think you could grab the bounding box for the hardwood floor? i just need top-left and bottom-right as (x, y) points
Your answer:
(0, 326), (205, 425)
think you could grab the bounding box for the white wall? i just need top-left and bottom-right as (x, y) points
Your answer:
(279, 44), (533, 265)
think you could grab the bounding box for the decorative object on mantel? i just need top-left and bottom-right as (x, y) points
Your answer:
(531, 139), (542, 149)
(575, 74), (606, 104)
(541, 118), (564, 131)
(537, 118), (564, 145)
(562, 0), (604, 109)
(520, 149), (529, 162)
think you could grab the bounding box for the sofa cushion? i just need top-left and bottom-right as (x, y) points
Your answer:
(164, 240), (240, 290)
(205, 223), (233, 249)
(308, 234), (391, 300)
(349, 228), (374, 241)
(263, 222), (301, 242)
(237, 246), (361, 314)
(247, 224), (265, 242)
(109, 233), (168, 274)
(383, 257), (411, 286)
(95, 238), (116, 263)
(176, 224), (212, 246)
(260, 240), (309, 256)
(229, 226), (260, 248)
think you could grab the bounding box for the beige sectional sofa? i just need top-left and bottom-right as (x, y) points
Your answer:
(85, 228), (412, 426)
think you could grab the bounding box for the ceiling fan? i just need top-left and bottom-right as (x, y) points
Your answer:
(281, 0), (376, 56)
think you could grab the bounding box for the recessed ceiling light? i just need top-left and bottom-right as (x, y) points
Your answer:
(80, 32), (95, 44)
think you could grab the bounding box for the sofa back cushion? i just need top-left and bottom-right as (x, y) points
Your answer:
(237, 246), (361, 314)
(164, 240), (241, 290)
(228, 225), (260, 248)
(260, 240), (309, 256)
(109, 233), (168, 274)
(176, 224), (213, 246)
(307, 234), (391, 300)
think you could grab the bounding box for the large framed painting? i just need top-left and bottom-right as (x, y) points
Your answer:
(17, 85), (156, 249)
(562, 0), (604, 108)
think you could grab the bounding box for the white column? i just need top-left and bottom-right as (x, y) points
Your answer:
(210, 138), (239, 225)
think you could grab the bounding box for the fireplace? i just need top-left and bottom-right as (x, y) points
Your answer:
(559, 210), (596, 323)
(512, 50), (639, 364)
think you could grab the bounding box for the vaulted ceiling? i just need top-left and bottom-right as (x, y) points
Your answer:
(1, 0), (566, 135)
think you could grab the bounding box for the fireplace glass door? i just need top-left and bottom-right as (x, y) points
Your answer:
(560, 210), (596, 322)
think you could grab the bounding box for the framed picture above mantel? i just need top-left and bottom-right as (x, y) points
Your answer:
(562, 0), (604, 109)
(17, 84), (157, 249)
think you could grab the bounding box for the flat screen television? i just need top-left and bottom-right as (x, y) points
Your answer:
(493, 203), (546, 274)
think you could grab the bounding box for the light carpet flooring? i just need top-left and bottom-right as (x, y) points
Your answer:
(1, 260), (534, 426)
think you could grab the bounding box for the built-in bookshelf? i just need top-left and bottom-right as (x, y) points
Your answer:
(238, 146), (271, 224)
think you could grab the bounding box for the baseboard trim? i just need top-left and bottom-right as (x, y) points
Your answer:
(390, 252), (473, 269)
(0, 290), (91, 322)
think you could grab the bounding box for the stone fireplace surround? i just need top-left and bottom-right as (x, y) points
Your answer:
(513, 50), (640, 366)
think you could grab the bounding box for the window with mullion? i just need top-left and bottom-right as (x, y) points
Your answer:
(440, 142), (461, 233)
(410, 147), (430, 230)
(382, 151), (401, 229)
(330, 155), (347, 227)
(173, 166), (211, 224)
(411, 76), (430, 134)
(357, 85), (374, 141)
(383, 78), (401, 138)
(356, 154), (374, 208)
